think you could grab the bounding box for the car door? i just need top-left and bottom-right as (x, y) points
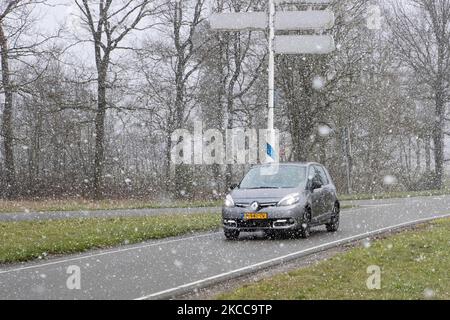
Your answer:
(309, 166), (324, 220)
(316, 165), (333, 215)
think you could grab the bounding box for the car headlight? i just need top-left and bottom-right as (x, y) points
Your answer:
(224, 194), (235, 208)
(278, 193), (301, 207)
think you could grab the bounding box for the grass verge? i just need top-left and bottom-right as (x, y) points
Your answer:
(218, 218), (450, 300)
(0, 213), (221, 264)
(0, 199), (222, 214)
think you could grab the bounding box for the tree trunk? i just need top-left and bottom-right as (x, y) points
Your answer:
(165, 131), (173, 191)
(416, 139), (421, 172)
(93, 66), (108, 199)
(425, 134), (431, 173)
(0, 23), (15, 199)
(225, 78), (237, 189)
(433, 92), (445, 189)
(287, 101), (312, 163)
(433, 22), (446, 190)
(224, 37), (241, 190)
(172, 61), (190, 198)
(343, 127), (353, 194)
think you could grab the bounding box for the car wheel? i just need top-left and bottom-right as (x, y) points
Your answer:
(224, 230), (240, 240)
(299, 207), (312, 239)
(326, 202), (340, 232)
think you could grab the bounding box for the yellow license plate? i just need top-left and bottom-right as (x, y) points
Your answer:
(244, 213), (268, 220)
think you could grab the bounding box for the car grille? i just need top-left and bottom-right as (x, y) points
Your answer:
(237, 219), (273, 229)
(235, 202), (278, 208)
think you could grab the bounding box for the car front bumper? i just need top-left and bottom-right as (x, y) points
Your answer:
(222, 205), (306, 232)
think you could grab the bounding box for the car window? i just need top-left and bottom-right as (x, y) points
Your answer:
(314, 166), (329, 185)
(308, 166), (321, 187)
(240, 166), (307, 189)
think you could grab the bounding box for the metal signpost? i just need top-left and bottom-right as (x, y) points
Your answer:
(210, 0), (335, 163)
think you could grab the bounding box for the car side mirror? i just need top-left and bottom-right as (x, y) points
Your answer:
(229, 183), (239, 191)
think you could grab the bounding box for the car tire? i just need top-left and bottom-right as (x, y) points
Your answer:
(299, 207), (312, 239)
(326, 202), (340, 233)
(224, 230), (240, 240)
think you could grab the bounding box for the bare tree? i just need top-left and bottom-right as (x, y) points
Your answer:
(202, 0), (266, 191)
(389, 0), (450, 189)
(135, 0), (214, 196)
(75, 0), (163, 199)
(166, 0), (207, 193)
(0, 2), (15, 198)
(0, 0), (49, 199)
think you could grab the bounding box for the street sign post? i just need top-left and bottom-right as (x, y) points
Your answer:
(210, 0), (335, 163)
(268, 0), (276, 163)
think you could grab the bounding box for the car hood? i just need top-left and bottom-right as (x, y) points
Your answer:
(230, 188), (303, 204)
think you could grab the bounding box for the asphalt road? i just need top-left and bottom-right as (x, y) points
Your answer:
(0, 197), (435, 222)
(1, 195), (449, 300)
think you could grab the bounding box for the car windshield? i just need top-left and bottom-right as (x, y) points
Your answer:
(239, 166), (307, 189)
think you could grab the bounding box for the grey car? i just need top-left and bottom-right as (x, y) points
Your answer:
(222, 163), (340, 240)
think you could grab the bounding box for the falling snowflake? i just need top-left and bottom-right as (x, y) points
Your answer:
(318, 125), (332, 137)
(383, 175), (398, 186)
(423, 288), (435, 300)
(174, 260), (183, 268)
(362, 239), (371, 249)
(312, 76), (326, 90)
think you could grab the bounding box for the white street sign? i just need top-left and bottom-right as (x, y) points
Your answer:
(275, 35), (335, 54)
(209, 12), (267, 31)
(210, 10), (334, 31)
(276, 11), (334, 30)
